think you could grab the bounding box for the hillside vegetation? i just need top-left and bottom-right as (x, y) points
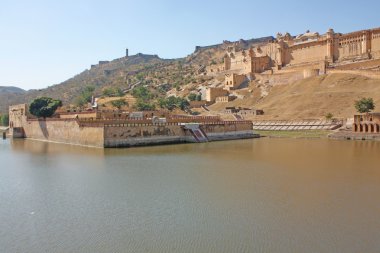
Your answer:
(0, 36), (271, 113)
(1, 35), (380, 120)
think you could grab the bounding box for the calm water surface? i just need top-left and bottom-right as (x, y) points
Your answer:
(1, 138), (380, 252)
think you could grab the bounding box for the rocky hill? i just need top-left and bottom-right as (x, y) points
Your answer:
(0, 86), (27, 113)
(0, 36), (272, 114)
(0, 86), (25, 94)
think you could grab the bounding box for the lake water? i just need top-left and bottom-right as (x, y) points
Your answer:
(1, 138), (380, 252)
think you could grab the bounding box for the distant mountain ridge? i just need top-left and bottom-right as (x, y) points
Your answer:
(0, 86), (25, 94)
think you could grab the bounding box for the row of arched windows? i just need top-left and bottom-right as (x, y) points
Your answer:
(354, 123), (380, 133)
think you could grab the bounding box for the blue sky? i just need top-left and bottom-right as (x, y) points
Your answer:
(1, 0), (379, 90)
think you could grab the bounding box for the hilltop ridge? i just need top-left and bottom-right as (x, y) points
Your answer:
(0, 86), (25, 94)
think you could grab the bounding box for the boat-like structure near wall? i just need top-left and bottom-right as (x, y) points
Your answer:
(8, 104), (257, 148)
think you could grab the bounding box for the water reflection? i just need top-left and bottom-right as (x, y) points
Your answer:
(10, 139), (106, 157)
(1, 138), (380, 252)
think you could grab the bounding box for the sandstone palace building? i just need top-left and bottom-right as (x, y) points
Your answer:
(207, 27), (380, 75)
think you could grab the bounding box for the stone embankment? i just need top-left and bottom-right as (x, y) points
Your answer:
(12, 118), (257, 148)
(252, 120), (342, 131)
(329, 129), (380, 141)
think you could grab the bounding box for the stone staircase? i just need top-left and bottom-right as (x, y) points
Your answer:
(183, 124), (209, 142)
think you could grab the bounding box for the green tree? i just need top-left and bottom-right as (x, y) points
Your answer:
(0, 114), (9, 126)
(134, 99), (155, 111)
(132, 86), (153, 101)
(196, 94), (202, 101)
(158, 96), (189, 111)
(115, 87), (124, 97)
(136, 73), (145, 81)
(355, 97), (375, 113)
(29, 97), (62, 118)
(111, 99), (128, 109)
(75, 86), (95, 106)
(188, 93), (197, 101)
(103, 87), (124, 97)
(102, 87), (114, 97)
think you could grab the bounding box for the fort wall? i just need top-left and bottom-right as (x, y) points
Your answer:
(371, 30), (380, 58)
(24, 119), (104, 147)
(104, 121), (254, 147)
(206, 88), (229, 102)
(288, 43), (326, 65)
(201, 121), (254, 141)
(9, 104), (255, 148)
(225, 73), (246, 90)
(303, 69), (320, 78)
(59, 112), (97, 119)
(211, 27), (380, 77)
(104, 124), (188, 147)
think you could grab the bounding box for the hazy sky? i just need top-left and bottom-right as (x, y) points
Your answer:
(1, 0), (380, 90)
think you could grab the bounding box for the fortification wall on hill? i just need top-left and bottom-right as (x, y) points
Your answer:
(287, 42), (327, 66)
(214, 27), (380, 78)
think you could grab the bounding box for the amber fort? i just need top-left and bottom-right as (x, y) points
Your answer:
(205, 27), (380, 76)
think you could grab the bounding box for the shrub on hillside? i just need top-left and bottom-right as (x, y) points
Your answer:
(75, 86), (95, 107)
(132, 86), (153, 101)
(325, 113), (334, 120)
(103, 87), (124, 97)
(134, 100), (155, 111)
(158, 96), (189, 111)
(111, 99), (128, 109)
(188, 93), (197, 101)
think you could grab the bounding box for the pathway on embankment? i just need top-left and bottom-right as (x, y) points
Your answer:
(252, 120), (342, 131)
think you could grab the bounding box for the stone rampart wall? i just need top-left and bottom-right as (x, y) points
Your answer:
(9, 104), (28, 128)
(371, 35), (380, 58)
(9, 104), (254, 148)
(288, 43), (326, 65)
(103, 121), (253, 147)
(201, 121), (252, 133)
(338, 40), (366, 60)
(24, 119), (104, 147)
(104, 124), (188, 147)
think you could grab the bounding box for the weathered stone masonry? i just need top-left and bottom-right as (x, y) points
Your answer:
(9, 104), (255, 147)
